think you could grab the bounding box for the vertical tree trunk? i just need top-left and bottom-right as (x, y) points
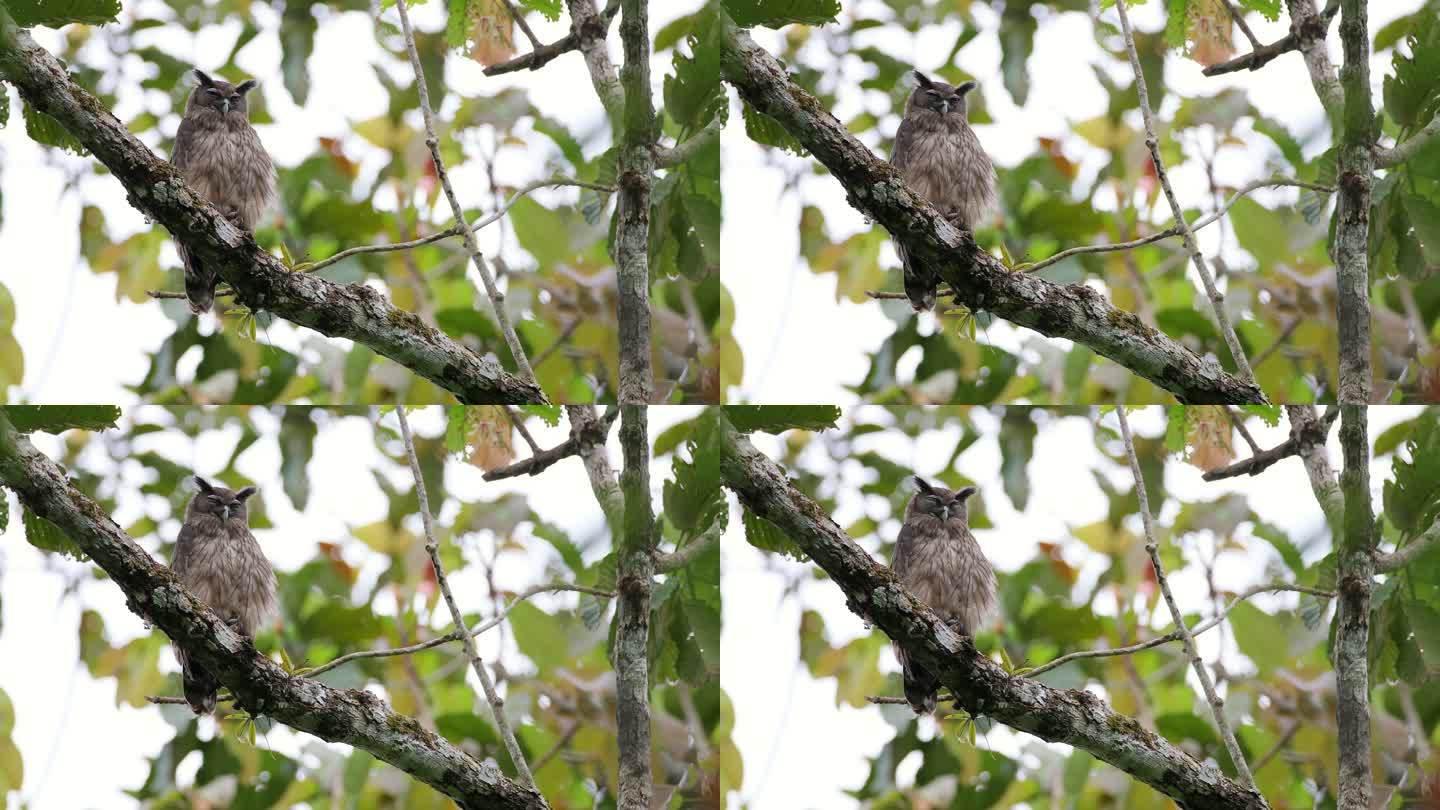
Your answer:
(1335, 0), (1374, 403)
(615, 405), (655, 810)
(1335, 404), (1374, 810)
(616, 0), (656, 403)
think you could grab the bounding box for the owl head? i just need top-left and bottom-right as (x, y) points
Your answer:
(187, 69), (258, 117)
(905, 475), (977, 525)
(906, 70), (978, 118)
(187, 476), (257, 524)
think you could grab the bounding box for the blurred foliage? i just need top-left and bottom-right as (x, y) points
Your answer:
(727, 0), (1440, 404)
(725, 405), (1440, 809)
(1, 0), (723, 403)
(2, 405), (723, 808)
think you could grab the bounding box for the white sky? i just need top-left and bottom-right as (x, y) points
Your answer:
(723, 1), (1424, 403)
(0, 0), (692, 403)
(721, 406), (1419, 809)
(0, 404), (700, 809)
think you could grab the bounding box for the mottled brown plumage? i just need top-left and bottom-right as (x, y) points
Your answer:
(172, 69), (276, 315)
(890, 70), (997, 311)
(171, 476), (276, 714)
(891, 475), (996, 714)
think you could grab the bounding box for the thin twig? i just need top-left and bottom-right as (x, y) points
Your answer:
(532, 318), (582, 368)
(1018, 179), (1332, 276)
(654, 519), (720, 573)
(484, 0), (620, 77)
(1375, 112), (1440, 168)
(1024, 582), (1334, 677)
(396, 405), (539, 791)
(1222, 0), (1263, 49)
(656, 118), (720, 169)
(497, 0), (543, 49)
(1116, 405), (1260, 793)
(505, 406), (543, 455)
(1202, 0), (1339, 77)
(1253, 721), (1301, 772)
(1203, 406), (1338, 481)
(298, 179), (612, 277)
(1252, 316), (1302, 368)
(1227, 407), (1263, 455)
(1114, 0), (1257, 387)
(393, 0), (539, 387)
(532, 722), (581, 772)
(1375, 519), (1440, 573)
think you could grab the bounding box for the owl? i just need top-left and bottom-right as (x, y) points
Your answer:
(171, 476), (277, 714)
(890, 70), (997, 311)
(891, 475), (996, 715)
(171, 69), (276, 315)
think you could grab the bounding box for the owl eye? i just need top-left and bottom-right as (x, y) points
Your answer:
(205, 88), (221, 96)
(228, 94), (240, 102)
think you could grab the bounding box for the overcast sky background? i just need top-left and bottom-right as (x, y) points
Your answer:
(722, 1), (1425, 404)
(721, 405), (1419, 809)
(0, 0), (690, 403)
(0, 405), (699, 809)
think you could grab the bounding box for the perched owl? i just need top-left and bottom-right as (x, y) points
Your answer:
(890, 70), (997, 311)
(171, 69), (276, 315)
(171, 476), (276, 714)
(891, 475), (996, 715)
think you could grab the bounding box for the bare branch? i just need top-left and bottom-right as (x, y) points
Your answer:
(394, 0), (539, 387)
(484, 0), (620, 77)
(1202, 0), (1339, 76)
(483, 406), (619, 481)
(396, 406), (541, 793)
(719, 421), (1270, 810)
(0, 23), (544, 404)
(566, 405), (625, 531)
(719, 22), (1266, 404)
(566, 0), (625, 121)
(0, 414), (544, 810)
(1376, 112), (1440, 168)
(1116, 405), (1261, 793)
(1024, 582), (1334, 678)
(1019, 179), (1333, 276)
(298, 178), (613, 277)
(297, 583), (615, 680)
(1203, 406), (1338, 481)
(656, 118), (720, 169)
(1375, 519), (1440, 573)
(1114, 0), (1257, 387)
(654, 519), (720, 573)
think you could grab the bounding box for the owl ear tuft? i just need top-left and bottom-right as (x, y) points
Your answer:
(193, 475), (215, 493)
(192, 69), (215, 87)
(235, 486), (257, 501)
(955, 485), (978, 502)
(909, 70), (933, 89)
(236, 79), (258, 95)
(911, 475), (935, 494)
(955, 80), (978, 96)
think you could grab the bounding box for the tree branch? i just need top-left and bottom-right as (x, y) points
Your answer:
(0, 414), (545, 810)
(1114, 0), (1257, 387)
(1334, 0), (1375, 403)
(396, 406), (541, 792)
(654, 518), (720, 573)
(1375, 112), (1440, 169)
(1202, 405), (1338, 481)
(484, 0), (620, 77)
(718, 421), (1268, 810)
(1335, 404), (1374, 810)
(0, 24), (545, 405)
(482, 406), (619, 481)
(1019, 178), (1332, 276)
(394, 0), (539, 389)
(1286, 0), (1344, 114)
(565, 405), (625, 531)
(718, 21), (1265, 404)
(1024, 582), (1333, 678)
(615, 0), (657, 403)
(1285, 405), (1346, 530)
(655, 118), (720, 169)
(1116, 406), (1260, 793)
(566, 0), (625, 123)
(615, 405), (655, 810)
(1374, 519), (1440, 573)
(1201, 0), (1339, 76)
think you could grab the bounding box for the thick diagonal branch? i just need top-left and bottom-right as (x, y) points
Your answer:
(0, 415), (544, 810)
(718, 422), (1268, 810)
(0, 24), (545, 405)
(719, 22), (1264, 404)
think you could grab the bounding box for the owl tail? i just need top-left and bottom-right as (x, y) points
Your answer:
(896, 242), (937, 312)
(183, 258), (218, 316)
(897, 645), (940, 715)
(181, 653), (219, 715)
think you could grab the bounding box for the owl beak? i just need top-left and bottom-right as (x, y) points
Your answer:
(220, 98), (231, 114)
(940, 99), (950, 115)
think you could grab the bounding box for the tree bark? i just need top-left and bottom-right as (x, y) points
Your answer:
(1334, 0), (1374, 403)
(615, 0), (656, 403)
(1335, 405), (1374, 810)
(0, 414), (545, 810)
(0, 22), (546, 405)
(615, 405), (655, 810)
(718, 420), (1269, 810)
(718, 21), (1266, 405)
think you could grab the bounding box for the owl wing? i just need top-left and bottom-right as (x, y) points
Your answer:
(172, 114), (199, 173)
(892, 521), (918, 580)
(891, 114), (920, 173)
(171, 520), (199, 581)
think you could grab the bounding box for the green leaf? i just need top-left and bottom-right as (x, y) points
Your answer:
(999, 409), (1036, 511)
(280, 2), (317, 105)
(519, 404), (561, 427)
(1382, 12), (1440, 130)
(663, 6), (723, 131)
(22, 506), (86, 560)
(0, 488), (7, 533)
(663, 412), (724, 534)
(1229, 601), (1291, 674)
(740, 99), (806, 155)
(723, 405), (840, 434)
(22, 98), (86, 155)
(533, 520), (584, 575)
(1407, 600), (1440, 673)
(999, 7), (1035, 106)
(1239, 404), (1281, 427)
(1235, 0), (1280, 21)
(279, 408), (316, 511)
(1, 405), (119, 433)
(2, 0), (120, 27)
(508, 601), (570, 673)
(722, 0), (840, 28)
(741, 505), (806, 560)
(0, 83), (9, 128)
(516, 0), (560, 21)
(1383, 412), (1440, 536)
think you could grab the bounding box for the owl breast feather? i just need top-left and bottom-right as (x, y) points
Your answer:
(180, 119), (277, 231)
(896, 119), (996, 232)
